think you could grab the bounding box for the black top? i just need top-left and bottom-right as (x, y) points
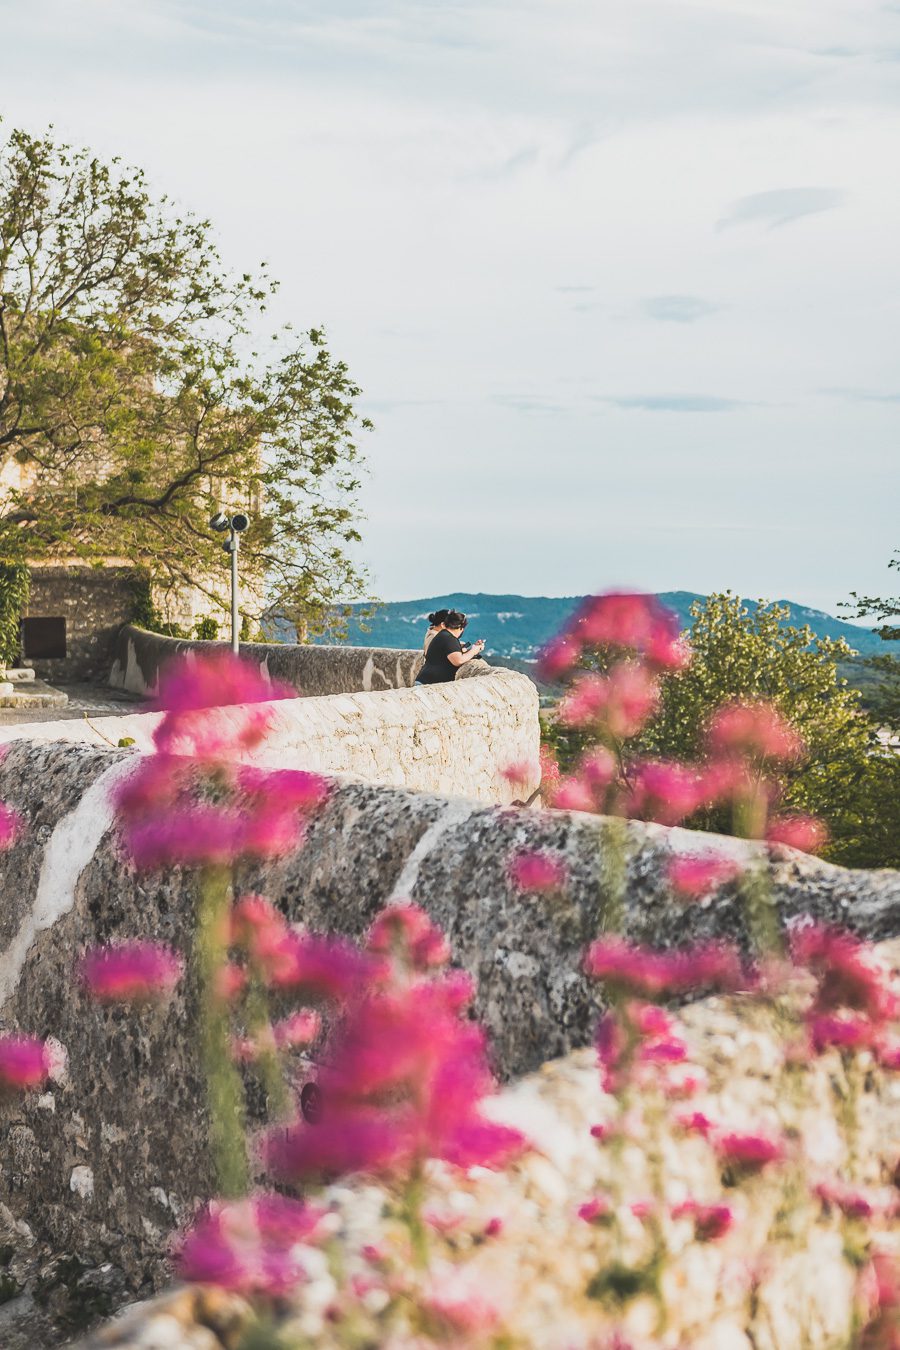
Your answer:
(416, 629), (462, 684)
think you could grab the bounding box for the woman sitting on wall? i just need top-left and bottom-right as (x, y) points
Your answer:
(423, 609), (450, 654)
(416, 610), (485, 685)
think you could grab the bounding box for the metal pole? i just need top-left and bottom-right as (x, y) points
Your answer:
(230, 530), (240, 654)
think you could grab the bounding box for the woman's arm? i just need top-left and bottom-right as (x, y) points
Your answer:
(447, 640), (485, 668)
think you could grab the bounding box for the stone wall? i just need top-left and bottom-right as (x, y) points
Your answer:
(109, 624), (429, 698)
(0, 736), (898, 1318)
(23, 567), (140, 682)
(0, 665), (541, 807)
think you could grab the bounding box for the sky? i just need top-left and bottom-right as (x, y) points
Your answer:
(2, 0), (899, 614)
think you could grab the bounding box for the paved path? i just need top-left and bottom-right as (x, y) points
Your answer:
(0, 684), (146, 726)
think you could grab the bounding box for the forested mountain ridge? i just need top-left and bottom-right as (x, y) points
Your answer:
(326, 591), (885, 660)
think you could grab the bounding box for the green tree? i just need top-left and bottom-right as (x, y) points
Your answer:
(0, 125), (371, 634)
(846, 550), (900, 732)
(641, 594), (888, 865)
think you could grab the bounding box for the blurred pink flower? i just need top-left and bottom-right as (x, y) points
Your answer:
(273, 1011), (321, 1050)
(667, 852), (742, 898)
(766, 814), (829, 855)
(707, 701), (804, 764)
(552, 776), (598, 812)
(625, 759), (709, 826)
(152, 652), (292, 757)
(0, 803), (23, 850)
(508, 849), (568, 894)
(585, 937), (744, 1000)
(367, 904), (450, 971)
(500, 759), (539, 789)
(809, 1012), (876, 1054)
(714, 1130), (785, 1174)
(675, 1110), (715, 1138)
(790, 924), (899, 1023)
(269, 960), (523, 1182)
(177, 1193), (325, 1296)
(81, 942), (183, 1003)
(0, 1035), (49, 1089)
(536, 634), (583, 680)
(578, 1196), (612, 1224)
(574, 593), (687, 671)
(815, 1180), (877, 1221)
(671, 1199), (735, 1241)
(559, 664), (659, 738)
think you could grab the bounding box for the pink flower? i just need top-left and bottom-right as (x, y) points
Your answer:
(501, 760), (538, 789)
(483, 1217), (503, 1238)
(707, 701), (804, 764)
(675, 1111), (715, 1138)
(559, 664), (660, 738)
(0, 803), (23, 850)
(585, 937), (744, 999)
(809, 1012), (876, 1054)
(625, 759), (709, 826)
(671, 1200), (735, 1241)
(790, 924), (899, 1023)
(366, 904), (450, 971)
(0, 1036), (49, 1089)
(766, 814), (829, 855)
(81, 942), (183, 1003)
(578, 1196), (612, 1224)
(177, 1193), (325, 1296)
(268, 965), (523, 1182)
(270, 932), (385, 1000)
(152, 652), (293, 757)
(552, 775), (599, 812)
(536, 634), (583, 680)
(539, 744), (561, 790)
(815, 1180), (876, 1221)
(667, 852), (742, 899)
(508, 849), (567, 893)
(715, 1130), (785, 1174)
(630, 1199), (654, 1220)
(876, 1039), (900, 1071)
(573, 593), (686, 671)
(273, 1011), (321, 1050)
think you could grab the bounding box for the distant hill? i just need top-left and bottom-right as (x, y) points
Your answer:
(321, 591), (885, 662)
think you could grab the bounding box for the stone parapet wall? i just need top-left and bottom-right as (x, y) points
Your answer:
(0, 664), (540, 807)
(108, 624), (431, 698)
(0, 738), (898, 1312)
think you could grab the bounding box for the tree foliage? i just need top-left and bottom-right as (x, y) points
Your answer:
(0, 560), (29, 667)
(0, 125), (371, 633)
(548, 593), (897, 868)
(846, 549), (900, 733)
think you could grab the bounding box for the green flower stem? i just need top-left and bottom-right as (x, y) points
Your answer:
(198, 863), (249, 1197)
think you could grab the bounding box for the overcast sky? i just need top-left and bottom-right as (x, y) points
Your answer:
(3, 0), (899, 613)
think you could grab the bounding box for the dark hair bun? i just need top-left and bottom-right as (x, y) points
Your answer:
(444, 610), (467, 629)
(428, 610), (448, 626)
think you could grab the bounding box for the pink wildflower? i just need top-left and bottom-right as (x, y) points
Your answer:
(667, 852), (742, 899)
(630, 1199), (654, 1220)
(809, 1012), (876, 1054)
(0, 1036), (49, 1090)
(508, 849), (567, 894)
(766, 814), (829, 855)
(671, 1200), (735, 1241)
(0, 803), (22, 849)
(81, 942), (183, 1003)
(483, 1217), (503, 1238)
(876, 1039), (900, 1071)
(552, 775), (598, 812)
(790, 924), (899, 1023)
(815, 1180), (876, 1221)
(270, 932), (385, 1000)
(707, 701), (804, 764)
(675, 1110), (715, 1138)
(585, 937), (744, 999)
(177, 1193), (325, 1296)
(578, 1197), (612, 1224)
(268, 964), (523, 1182)
(558, 664), (659, 738)
(715, 1130), (785, 1174)
(273, 1011), (321, 1050)
(152, 652), (292, 757)
(500, 759), (538, 789)
(536, 634), (582, 680)
(625, 759), (709, 826)
(539, 744), (561, 792)
(573, 592), (686, 671)
(366, 904), (450, 971)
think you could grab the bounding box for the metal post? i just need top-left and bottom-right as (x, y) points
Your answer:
(230, 529), (240, 654)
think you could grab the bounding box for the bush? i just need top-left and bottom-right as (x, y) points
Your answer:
(0, 561), (30, 668)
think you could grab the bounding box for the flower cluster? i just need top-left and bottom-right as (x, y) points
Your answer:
(268, 905), (523, 1183)
(177, 1194), (327, 1297)
(114, 652), (329, 870)
(80, 941), (183, 1003)
(0, 1035), (50, 1090)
